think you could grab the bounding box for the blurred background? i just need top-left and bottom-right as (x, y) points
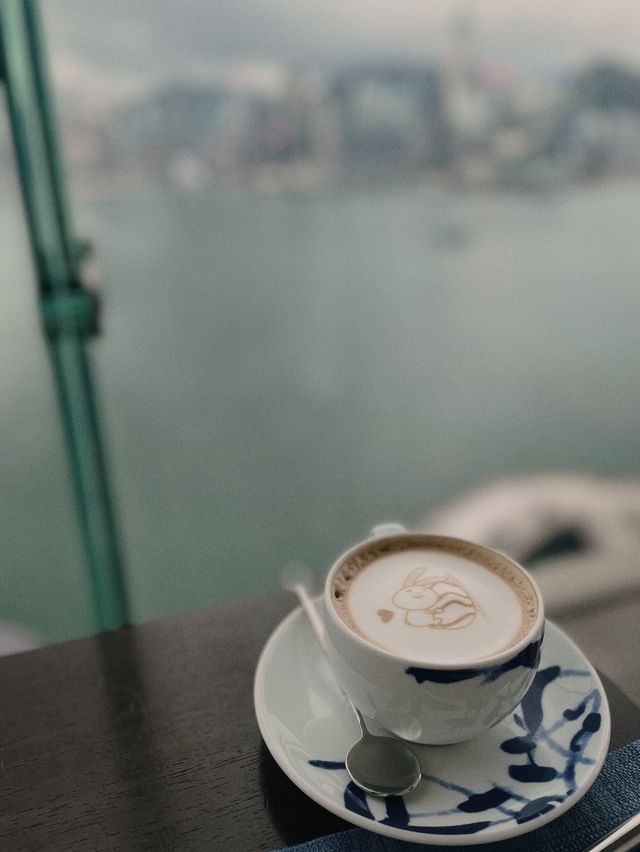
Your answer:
(1, 0), (640, 646)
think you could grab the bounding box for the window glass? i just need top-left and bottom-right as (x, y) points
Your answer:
(5, 1), (639, 635)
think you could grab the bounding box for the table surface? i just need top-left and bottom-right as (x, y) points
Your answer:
(0, 592), (638, 851)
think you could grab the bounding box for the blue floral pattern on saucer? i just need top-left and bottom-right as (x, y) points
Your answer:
(309, 664), (602, 837)
(254, 604), (610, 846)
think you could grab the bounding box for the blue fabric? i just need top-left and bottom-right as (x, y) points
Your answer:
(276, 739), (640, 852)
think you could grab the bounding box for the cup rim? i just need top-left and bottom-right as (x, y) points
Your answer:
(324, 532), (545, 670)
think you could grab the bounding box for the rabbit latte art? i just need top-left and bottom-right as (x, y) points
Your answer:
(331, 536), (539, 663)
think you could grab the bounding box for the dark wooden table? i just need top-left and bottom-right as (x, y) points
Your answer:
(0, 592), (638, 851)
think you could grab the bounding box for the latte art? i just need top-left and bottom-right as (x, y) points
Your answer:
(331, 535), (539, 664)
(392, 568), (477, 629)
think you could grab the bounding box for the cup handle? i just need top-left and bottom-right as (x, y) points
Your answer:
(370, 523), (406, 538)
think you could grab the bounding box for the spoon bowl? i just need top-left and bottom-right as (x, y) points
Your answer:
(347, 707), (422, 797)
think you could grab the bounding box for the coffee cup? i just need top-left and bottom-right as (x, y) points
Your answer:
(323, 524), (545, 745)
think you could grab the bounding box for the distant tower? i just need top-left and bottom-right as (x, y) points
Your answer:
(442, 6), (488, 151)
(446, 8), (477, 85)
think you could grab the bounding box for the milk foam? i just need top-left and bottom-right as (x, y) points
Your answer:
(332, 538), (538, 664)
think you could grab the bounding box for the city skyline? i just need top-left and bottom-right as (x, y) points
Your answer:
(42, 1), (640, 106)
(3, 2), (640, 199)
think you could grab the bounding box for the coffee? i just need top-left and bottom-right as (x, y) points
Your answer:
(331, 534), (539, 664)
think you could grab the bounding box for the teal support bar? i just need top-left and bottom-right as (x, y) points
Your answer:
(0, 0), (130, 632)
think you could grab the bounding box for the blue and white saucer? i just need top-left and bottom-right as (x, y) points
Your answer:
(254, 600), (610, 846)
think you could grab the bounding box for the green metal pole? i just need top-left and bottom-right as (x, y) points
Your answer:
(0, 0), (130, 632)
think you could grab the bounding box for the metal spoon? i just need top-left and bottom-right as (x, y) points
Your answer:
(346, 705), (423, 797)
(288, 579), (422, 798)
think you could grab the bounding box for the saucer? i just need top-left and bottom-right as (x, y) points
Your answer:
(254, 601), (610, 846)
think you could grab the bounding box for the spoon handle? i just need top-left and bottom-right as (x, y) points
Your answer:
(290, 583), (329, 654)
(290, 584), (361, 719)
(351, 705), (372, 739)
(289, 583), (381, 734)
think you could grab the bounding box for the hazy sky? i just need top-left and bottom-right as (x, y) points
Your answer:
(43, 0), (640, 102)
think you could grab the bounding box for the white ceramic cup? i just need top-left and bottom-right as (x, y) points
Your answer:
(323, 525), (545, 745)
